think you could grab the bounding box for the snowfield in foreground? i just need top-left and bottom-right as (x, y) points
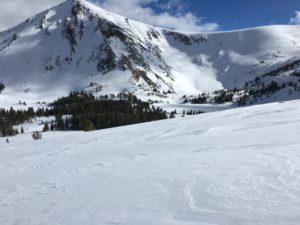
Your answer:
(1, 100), (300, 225)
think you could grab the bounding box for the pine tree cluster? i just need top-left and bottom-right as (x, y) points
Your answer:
(0, 107), (35, 137)
(50, 91), (168, 131)
(1, 92), (168, 137)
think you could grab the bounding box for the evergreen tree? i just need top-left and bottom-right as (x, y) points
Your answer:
(43, 122), (49, 132)
(79, 118), (93, 131)
(169, 112), (176, 119)
(50, 122), (55, 131)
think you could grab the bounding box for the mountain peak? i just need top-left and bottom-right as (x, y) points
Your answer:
(0, 0), (179, 101)
(65, 0), (86, 6)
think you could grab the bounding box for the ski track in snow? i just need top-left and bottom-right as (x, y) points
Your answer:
(1, 100), (300, 225)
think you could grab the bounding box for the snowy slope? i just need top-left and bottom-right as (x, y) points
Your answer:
(165, 25), (300, 88)
(1, 0), (300, 106)
(1, 100), (300, 225)
(0, 0), (178, 105)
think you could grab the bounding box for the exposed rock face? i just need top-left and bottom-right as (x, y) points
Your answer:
(165, 30), (207, 45)
(0, 0), (175, 98)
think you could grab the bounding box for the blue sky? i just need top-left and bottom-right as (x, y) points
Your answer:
(0, 0), (300, 32)
(149, 0), (300, 30)
(94, 0), (300, 31)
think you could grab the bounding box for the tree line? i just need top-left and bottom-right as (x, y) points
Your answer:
(1, 92), (168, 137)
(0, 107), (34, 137)
(49, 91), (168, 131)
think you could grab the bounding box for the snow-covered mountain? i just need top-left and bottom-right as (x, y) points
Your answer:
(1, 0), (300, 105)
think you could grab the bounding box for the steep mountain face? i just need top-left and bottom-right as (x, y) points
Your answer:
(0, 0), (177, 100)
(1, 0), (300, 105)
(165, 26), (300, 89)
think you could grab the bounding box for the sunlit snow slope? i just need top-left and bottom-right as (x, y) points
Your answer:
(1, 0), (300, 105)
(1, 100), (300, 225)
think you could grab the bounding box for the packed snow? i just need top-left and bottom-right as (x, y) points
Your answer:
(1, 100), (300, 225)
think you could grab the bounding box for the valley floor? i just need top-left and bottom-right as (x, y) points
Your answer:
(1, 100), (300, 225)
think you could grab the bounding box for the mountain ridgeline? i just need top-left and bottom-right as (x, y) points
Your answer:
(1, 0), (300, 105)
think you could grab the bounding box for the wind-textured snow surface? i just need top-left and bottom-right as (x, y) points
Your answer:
(1, 100), (300, 225)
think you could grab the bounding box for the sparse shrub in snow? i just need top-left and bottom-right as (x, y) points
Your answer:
(32, 131), (42, 140)
(169, 112), (176, 119)
(42, 122), (50, 132)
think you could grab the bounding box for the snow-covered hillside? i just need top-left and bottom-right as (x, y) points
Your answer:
(1, 100), (300, 225)
(165, 26), (300, 88)
(1, 0), (300, 106)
